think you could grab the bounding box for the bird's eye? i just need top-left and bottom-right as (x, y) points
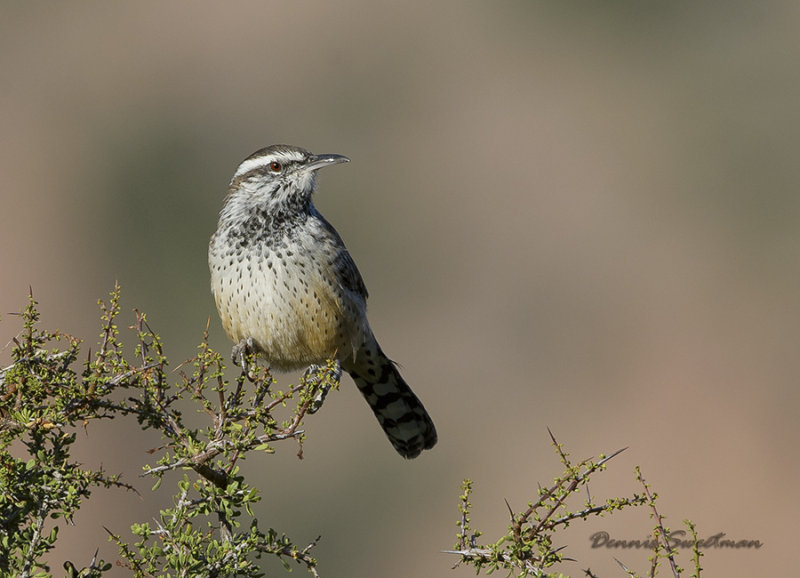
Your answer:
(269, 161), (282, 172)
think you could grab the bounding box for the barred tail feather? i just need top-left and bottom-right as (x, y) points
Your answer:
(344, 344), (437, 459)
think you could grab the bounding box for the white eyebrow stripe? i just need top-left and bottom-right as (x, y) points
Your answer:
(233, 155), (275, 179)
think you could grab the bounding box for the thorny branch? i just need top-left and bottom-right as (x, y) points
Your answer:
(637, 467), (681, 578)
(2, 285), (334, 577)
(447, 433), (648, 577)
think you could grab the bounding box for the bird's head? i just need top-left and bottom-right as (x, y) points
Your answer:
(221, 144), (349, 221)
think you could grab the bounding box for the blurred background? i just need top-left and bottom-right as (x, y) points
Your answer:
(1, 2), (797, 576)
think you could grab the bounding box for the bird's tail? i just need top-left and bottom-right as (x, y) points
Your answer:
(343, 341), (437, 459)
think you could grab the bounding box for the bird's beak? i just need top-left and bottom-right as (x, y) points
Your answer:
(306, 154), (350, 172)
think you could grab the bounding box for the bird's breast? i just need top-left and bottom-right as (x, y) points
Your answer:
(209, 234), (367, 370)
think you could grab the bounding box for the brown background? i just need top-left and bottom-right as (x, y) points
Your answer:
(1, 2), (796, 576)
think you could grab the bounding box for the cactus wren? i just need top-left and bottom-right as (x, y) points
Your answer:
(208, 144), (437, 458)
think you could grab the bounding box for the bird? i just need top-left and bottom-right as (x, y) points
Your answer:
(208, 144), (437, 458)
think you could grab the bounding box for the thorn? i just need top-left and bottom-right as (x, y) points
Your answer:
(504, 498), (514, 519)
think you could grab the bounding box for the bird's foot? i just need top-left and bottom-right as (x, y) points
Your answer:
(304, 361), (342, 414)
(232, 337), (257, 379)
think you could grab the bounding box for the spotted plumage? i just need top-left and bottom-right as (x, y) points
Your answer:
(209, 145), (437, 458)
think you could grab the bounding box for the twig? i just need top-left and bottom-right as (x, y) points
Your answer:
(637, 467), (680, 578)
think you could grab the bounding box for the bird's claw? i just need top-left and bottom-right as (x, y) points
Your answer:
(232, 337), (257, 378)
(305, 362), (342, 414)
